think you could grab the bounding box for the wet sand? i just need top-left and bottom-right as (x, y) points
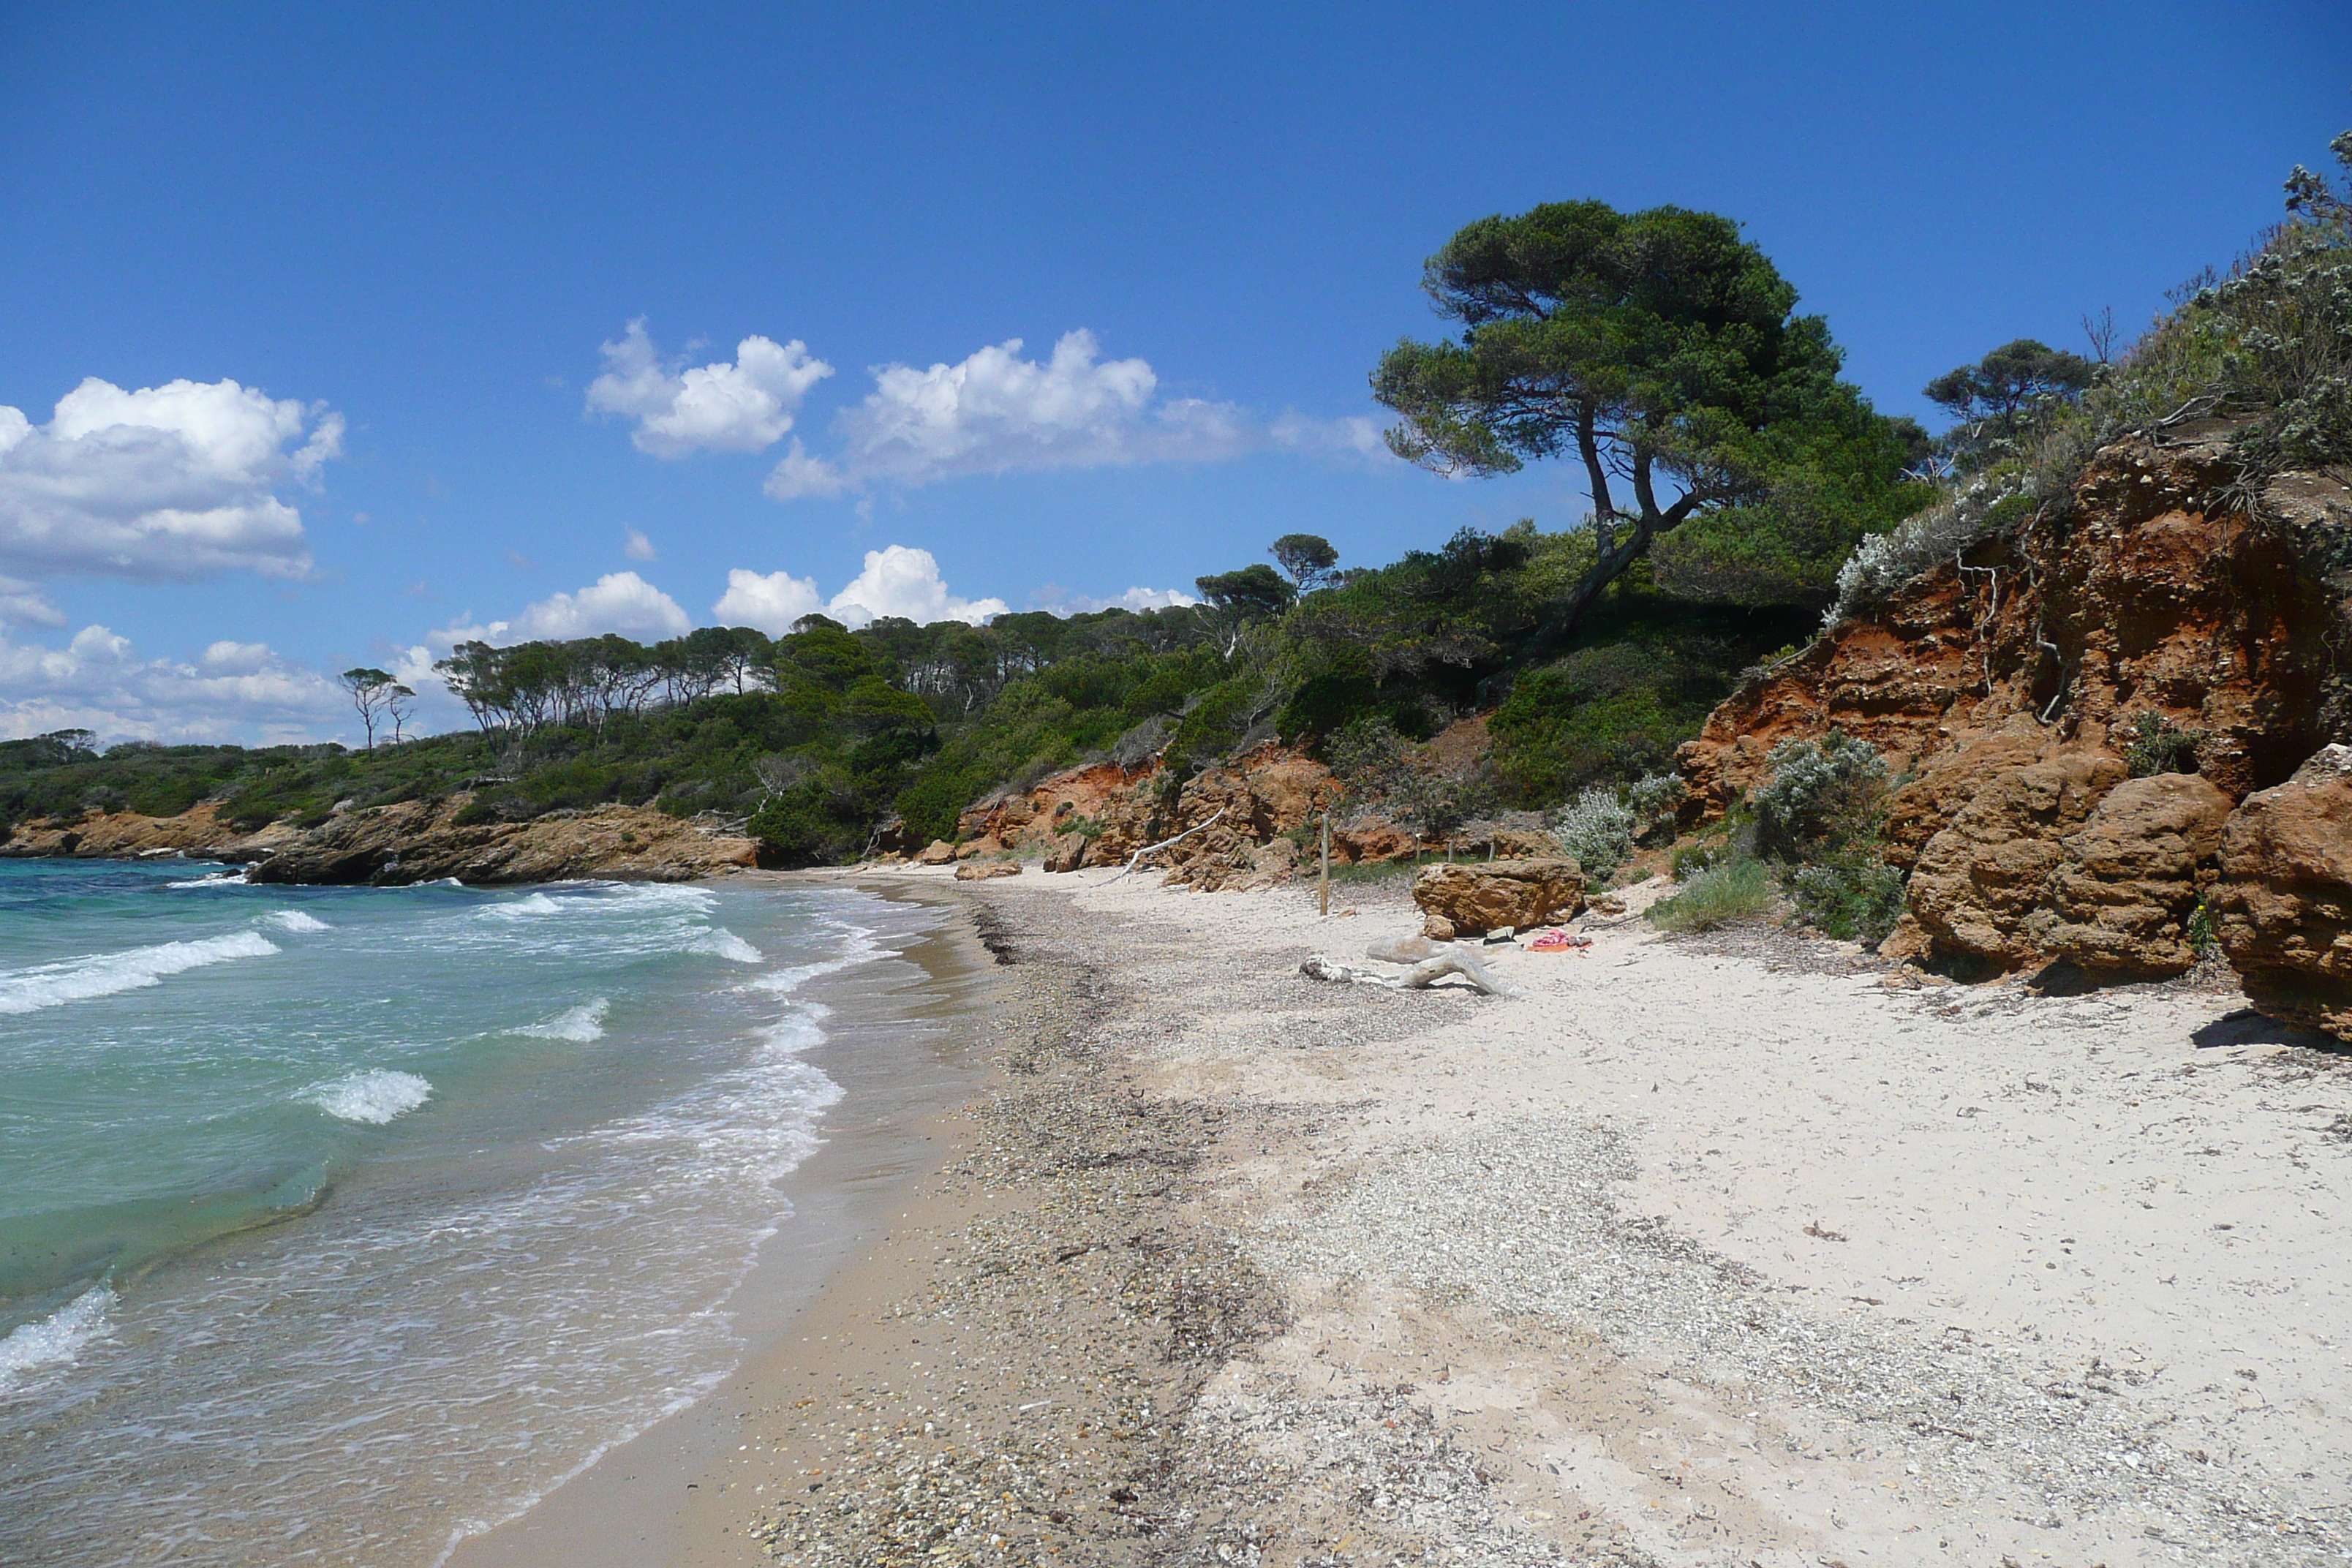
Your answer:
(444, 881), (1000, 1568)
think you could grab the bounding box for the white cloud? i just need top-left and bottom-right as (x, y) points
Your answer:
(0, 376), (341, 581)
(826, 546), (1009, 627)
(432, 570), (692, 647)
(0, 624), (346, 745)
(712, 568), (823, 633)
(761, 438), (851, 500)
(767, 330), (1249, 497)
(587, 320), (832, 458)
(624, 527), (657, 561)
(713, 546), (1006, 633)
(0, 573), (64, 628)
(1030, 584), (1202, 614)
(1270, 410), (1394, 463)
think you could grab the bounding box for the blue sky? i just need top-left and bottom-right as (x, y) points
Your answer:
(1, 0), (2345, 743)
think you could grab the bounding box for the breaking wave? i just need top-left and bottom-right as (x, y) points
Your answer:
(304, 1069), (434, 1125)
(261, 911), (332, 934)
(516, 998), (610, 1042)
(0, 1285), (116, 1395)
(0, 931), (281, 1016)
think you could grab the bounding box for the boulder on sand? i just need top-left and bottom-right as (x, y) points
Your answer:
(1411, 857), (1583, 939)
(2030, 772), (2233, 978)
(916, 840), (959, 865)
(954, 859), (1022, 881)
(2213, 745), (2352, 1039)
(1901, 750), (2127, 969)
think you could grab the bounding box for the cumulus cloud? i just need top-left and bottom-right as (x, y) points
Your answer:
(587, 320), (832, 458)
(1030, 584), (1202, 615)
(431, 570), (692, 647)
(0, 376), (341, 581)
(713, 546), (1006, 633)
(712, 568), (823, 632)
(828, 546), (1009, 626)
(765, 330), (1249, 499)
(0, 624), (346, 745)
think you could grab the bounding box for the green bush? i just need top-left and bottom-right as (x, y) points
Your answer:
(1624, 771), (1686, 827)
(1751, 732), (1888, 860)
(1488, 638), (1738, 804)
(1648, 858), (1774, 931)
(1551, 786), (1635, 883)
(2122, 712), (2201, 777)
(1830, 130), (2352, 628)
(1784, 859), (1906, 943)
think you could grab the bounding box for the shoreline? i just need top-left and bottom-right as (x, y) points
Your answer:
(442, 875), (1004, 1568)
(532, 862), (2352, 1568)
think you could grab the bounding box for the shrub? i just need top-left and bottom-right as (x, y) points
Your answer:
(1488, 639), (1738, 804)
(2122, 711), (2201, 777)
(1648, 858), (1774, 931)
(1551, 787), (1636, 883)
(1751, 732), (1888, 861)
(1624, 770), (1686, 826)
(1785, 860), (1907, 943)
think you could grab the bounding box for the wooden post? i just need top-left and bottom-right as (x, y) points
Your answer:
(1319, 811), (1330, 916)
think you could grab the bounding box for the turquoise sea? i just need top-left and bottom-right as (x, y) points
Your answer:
(0, 858), (950, 1564)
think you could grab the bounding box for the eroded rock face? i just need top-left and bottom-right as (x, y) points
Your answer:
(955, 745), (1351, 885)
(2033, 772), (2234, 977)
(1902, 752), (2128, 968)
(2214, 746), (2352, 1037)
(1680, 428), (2344, 822)
(1412, 857), (1583, 939)
(1881, 724), (2049, 875)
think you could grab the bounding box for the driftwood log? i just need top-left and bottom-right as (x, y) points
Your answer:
(1299, 945), (1516, 997)
(1109, 807), (1227, 881)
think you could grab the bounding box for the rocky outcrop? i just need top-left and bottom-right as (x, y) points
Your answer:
(1, 796), (760, 885)
(1681, 426), (2346, 822)
(1881, 723), (2050, 875)
(954, 745), (1357, 887)
(1412, 858), (1584, 939)
(1678, 422), (2352, 1024)
(0, 802), (304, 862)
(2032, 772), (2233, 977)
(1899, 751), (2130, 968)
(2212, 747), (2352, 1036)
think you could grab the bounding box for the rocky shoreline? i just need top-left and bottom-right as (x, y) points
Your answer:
(0, 794), (761, 885)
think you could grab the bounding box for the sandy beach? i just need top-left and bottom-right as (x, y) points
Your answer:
(470, 864), (2351, 1568)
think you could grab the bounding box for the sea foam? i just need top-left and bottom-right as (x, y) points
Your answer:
(481, 892), (563, 919)
(305, 1069), (434, 1124)
(0, 930), (281, 1015)
(0, 1284), (116, 1392)
(167, 870), (249, 890)
(690, 929), (763, 964)
(517, 998), (609, 1041)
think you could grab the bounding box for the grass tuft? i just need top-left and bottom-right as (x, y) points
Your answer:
(1647, 857), (1774, 932)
